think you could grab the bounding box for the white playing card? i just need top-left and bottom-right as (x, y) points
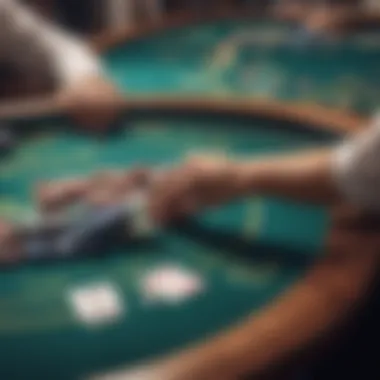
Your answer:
(67, 282), (124, 326)
(141, 266), (204, 304)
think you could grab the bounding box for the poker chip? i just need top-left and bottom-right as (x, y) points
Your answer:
(141, 266), (204, 304)
(67, 282), (124, 326)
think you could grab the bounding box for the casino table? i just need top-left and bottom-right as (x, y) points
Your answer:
(0, 11), (379, 380)
(0, 96), (369, 380)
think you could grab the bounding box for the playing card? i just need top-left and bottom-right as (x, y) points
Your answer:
(141, 266), (204, 304)
(67, 282), (124, 326)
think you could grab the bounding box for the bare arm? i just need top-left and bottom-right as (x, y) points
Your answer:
(233, 148), (341, 205)
(150, 122), (380, 222)
(230, 118), (380, 210)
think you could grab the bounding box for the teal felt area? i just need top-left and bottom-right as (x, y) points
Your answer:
(103, 19), (380, 114)
(0, 112), (334, 379)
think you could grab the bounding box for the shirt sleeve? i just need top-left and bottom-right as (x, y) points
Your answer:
(333, 113), (380, 211)
(0, 0), (102, 88)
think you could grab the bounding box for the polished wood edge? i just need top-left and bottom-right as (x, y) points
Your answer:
(0, 95), (367, 135)
(124, 96), (366, 135)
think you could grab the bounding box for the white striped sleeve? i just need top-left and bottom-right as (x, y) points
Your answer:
(333, 114), (380, 210)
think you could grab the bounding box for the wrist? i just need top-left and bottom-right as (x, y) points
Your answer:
(229, 160), (257, 198)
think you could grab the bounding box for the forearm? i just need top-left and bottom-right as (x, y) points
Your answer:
(232, 148), (342, 205)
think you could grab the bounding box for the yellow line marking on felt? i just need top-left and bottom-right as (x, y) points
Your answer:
(210, 43), (237, 71)
(243, 197), (265, 239)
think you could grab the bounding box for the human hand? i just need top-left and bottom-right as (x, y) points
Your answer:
(35, 179), (88, 213)
(86, 168), (152, 206)
(56, 75), (123, 132)
(149, 154), (241, 223)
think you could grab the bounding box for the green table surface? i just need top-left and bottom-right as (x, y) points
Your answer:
(103, 19), (380, 115)
(0, 111), (335, 380)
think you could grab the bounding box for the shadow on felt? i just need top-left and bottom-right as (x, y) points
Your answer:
(169, 218), (316, 269)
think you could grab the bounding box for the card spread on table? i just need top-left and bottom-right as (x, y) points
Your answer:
(141, 265), (204, 304)
(67, 282), (124, 326)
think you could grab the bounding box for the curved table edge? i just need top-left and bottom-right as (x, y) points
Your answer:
(0, 96), (366, 135)
(0, 96), (368, 134)
(125, 96), (366, 135)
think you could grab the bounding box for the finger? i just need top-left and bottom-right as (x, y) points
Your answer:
(124, 167), (152, 191)
(148, 173), (174, 222)
(87, 188), (116, 207)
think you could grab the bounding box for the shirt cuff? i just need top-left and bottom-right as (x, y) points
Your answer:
(53, 42), (103, 88)
(333, 124), (380, 211)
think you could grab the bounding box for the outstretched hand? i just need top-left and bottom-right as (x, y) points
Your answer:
(149, 154), (242, 223)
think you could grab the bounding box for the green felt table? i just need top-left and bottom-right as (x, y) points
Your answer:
(0, 14), (370, 380)
(0, 103), (342, 380)
(100, 17), (380, 115)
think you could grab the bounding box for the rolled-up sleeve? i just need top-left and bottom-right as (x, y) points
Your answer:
(0, 0), (102, 88)
(333, 114), (380, 210)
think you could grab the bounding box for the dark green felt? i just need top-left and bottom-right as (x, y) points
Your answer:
(0, 112), (335, 379)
